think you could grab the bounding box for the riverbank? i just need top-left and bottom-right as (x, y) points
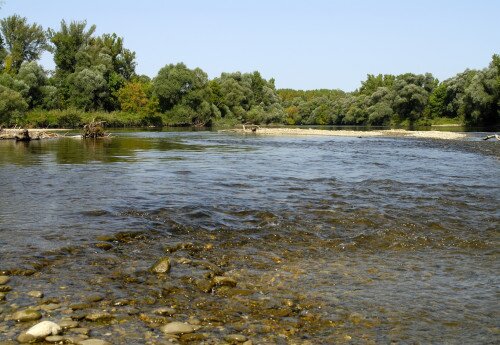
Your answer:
(227, 127), (468, 140)
(0, 128), (70, 140)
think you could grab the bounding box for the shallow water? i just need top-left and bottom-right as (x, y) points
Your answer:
(0, 131), (499, 344)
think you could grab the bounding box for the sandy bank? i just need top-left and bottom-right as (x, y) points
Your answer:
(0, 128), (70, 140)
(226, 127), (467, 140)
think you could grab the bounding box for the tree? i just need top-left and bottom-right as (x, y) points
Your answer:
(16, 61), (48, 108)
(0, 15), (48, 73)
(117, 80), (158, 113)
(152, 63), (208, 112)
(462, 55), (500, 125)
(0, 85), (28, 125)
(48, 20), (96, 74)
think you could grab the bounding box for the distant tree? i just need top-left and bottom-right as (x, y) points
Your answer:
(153, 63), (208, 112)
(0, 85), (28, 125)
(16, 61), (48, 107)
(48, 20), (96, 74)
(462, 55), (500, 125)
(0, 15), (48, 73)
(117, 80), (158, 113)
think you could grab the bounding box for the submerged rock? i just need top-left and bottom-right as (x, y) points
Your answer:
(151, 257), (171, 274)
(59, 319), (79, 329)
(16, 333), (36, 344)
(85, 311), (114, 322)
(0, 276), (10, 285)
(27, 290), (44, 298)
(213, 276), (237, 287)
(95, 242), (113, 250)
(225, 334), (248, 343)
(0, 292), (5, 301)
(78, 339), (111, 345)
(45, 335), (64, 343)
(152, 307), (176, 316)
(160, 321), (197, 335)
(12, 309), (42, 322)
(0, 286), (12, 292)
(26, 320), (62, 338)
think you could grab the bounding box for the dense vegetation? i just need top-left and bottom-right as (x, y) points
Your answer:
(0, 15), (498, 128)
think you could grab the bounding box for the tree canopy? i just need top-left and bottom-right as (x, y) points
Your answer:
(0, 14), (498, 128)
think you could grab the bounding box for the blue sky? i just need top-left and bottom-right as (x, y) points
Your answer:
(1, 0), (499, 90)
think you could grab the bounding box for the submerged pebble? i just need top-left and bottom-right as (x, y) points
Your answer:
(0, 276), (10, 285)
(151, 257), (171, 274)
(12, 309), (42, 322)
(160, 321), (197, 335)
(27, 290), (44, 298)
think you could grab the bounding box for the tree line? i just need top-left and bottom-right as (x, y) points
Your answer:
(0, 15), (498, 128)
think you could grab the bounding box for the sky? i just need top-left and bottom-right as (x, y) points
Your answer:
(1, 0), (499, 91)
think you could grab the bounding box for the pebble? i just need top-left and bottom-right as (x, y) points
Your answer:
(59, 319), (79, 329)
(78, 339), (111, 345)
(85, 312), (114, 322)
(27, 290), (44, 298)
(70, 303), (91, 310)
(152, 307), (176, 316)
(212, 276), (237, 287)
(12, 309), (42, 322)
(196, 279), (215, 293)
(70, 328), (90, 335)
(0, 276), (10, 285)
(62, 335), (89, 344)
(225, 334), (248, 343)
(160, 321), (196, 335)
(0, 286), (12, 292)
(151, 257), (171, 274)
(0, 292), (5, 301)
(40, 303), (61, 311)
(45, 335), (64, 343)
(86, 294), (104, 302)
(26, 320), (62, 338)
(95, 242), (113, 250)
(16, 333), (36, 343)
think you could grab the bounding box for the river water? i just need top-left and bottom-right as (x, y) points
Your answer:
(0, 130), (498, 344)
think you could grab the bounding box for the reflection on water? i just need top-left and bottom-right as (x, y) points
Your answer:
(0, 131), (499, 343)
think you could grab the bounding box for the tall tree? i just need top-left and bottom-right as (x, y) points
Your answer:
(47, 20), (96, 74)
(0, 15), (48, 73)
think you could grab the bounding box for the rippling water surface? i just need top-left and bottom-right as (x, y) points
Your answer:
(0, 131), (499, 344)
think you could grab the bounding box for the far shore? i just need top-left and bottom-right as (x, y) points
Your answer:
(226, 127), (468, 140)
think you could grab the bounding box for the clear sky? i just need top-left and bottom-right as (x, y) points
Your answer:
(1, 0), (499, 91)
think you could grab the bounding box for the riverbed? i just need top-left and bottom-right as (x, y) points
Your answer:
(0, 130), (498, 344)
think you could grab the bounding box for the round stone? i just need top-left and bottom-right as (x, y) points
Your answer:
(12, 309), (42, 322)
(160, 321), (196, 335)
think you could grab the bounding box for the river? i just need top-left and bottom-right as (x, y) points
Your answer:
(0, 130), (498, 344)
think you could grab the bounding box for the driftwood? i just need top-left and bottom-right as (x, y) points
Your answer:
(482, 134), (500, 141)
(15, 129), (31, 141)
(242, 123), (260, 133)
(82, 120), (108, 139)
(0, 129), (63, 141)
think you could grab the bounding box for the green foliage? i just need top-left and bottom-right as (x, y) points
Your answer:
(0, 14), (495, 128)
(48, 20), (96, 74)
(0, 85), (28, 125)
(153, 63), (208, 112)
(0, 15), (48, 73)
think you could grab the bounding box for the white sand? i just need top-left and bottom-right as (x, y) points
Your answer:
(227, 127), (467, 140)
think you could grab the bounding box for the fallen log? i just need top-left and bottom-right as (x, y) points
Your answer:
(482, 134), (500, 141)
